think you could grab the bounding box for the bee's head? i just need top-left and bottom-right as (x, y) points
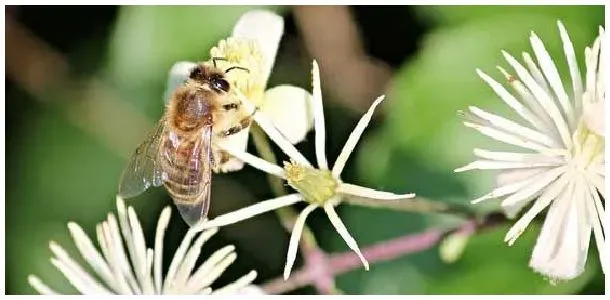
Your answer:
(189, 64), (231, 94)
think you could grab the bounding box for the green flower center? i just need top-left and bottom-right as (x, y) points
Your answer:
(283, 160), (338, 205)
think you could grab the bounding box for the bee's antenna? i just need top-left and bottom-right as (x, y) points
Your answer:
(212, 57), (227, 68)
(225, 66), (250, 74)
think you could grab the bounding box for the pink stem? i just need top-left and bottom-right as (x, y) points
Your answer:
(262, 219), (478, 294)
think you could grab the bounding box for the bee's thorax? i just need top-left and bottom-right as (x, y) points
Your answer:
(168, 86), (215, 132)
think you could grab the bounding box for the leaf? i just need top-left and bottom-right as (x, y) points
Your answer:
(416, 6), (604, 28)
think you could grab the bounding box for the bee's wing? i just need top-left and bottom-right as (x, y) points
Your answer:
(118, 119), (167, 199)
(171, 125), (213, 226)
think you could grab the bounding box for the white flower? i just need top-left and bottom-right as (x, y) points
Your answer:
(198, 60), (415, 280)
(28, 197), (257, 294)
(165, 10), (314, 172)
(456, 21), (605, 281)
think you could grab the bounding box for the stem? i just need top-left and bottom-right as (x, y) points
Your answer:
(261, 214), (505, 294)
(343, 195), (476, 219)
(250, 124), (286, 197)
(250, 124), (319, 249)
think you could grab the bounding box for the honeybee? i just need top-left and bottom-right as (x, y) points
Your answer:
(118, 59), (254, 226)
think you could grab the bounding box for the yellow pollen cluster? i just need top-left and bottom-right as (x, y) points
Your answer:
(209, 37), (267, 106)
(283, 161), (339, 205)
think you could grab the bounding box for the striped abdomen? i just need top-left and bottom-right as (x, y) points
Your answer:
(160, 130), (211, 205)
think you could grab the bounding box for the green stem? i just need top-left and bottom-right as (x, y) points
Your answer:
(343, 196), (476, 219)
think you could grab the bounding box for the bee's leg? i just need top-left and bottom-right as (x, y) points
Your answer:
(211, 148), (232, 173)
(221, 116), (253, 137)
(220, 107), (258, 137)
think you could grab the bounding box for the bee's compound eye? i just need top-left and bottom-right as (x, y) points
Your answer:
(213, 78), (230, 92)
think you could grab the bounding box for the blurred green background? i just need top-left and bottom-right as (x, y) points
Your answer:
(5, 5), (604, 295)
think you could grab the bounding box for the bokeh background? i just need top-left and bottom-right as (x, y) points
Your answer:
(5, 5), (605, 295)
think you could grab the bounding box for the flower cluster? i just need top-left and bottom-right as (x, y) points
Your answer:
(27, 9), (605, 296)
(165, 10), (314, 172)
(457, 22), (605, 281)
(202, 60), (414, 279)
(28, 197), (257, 295)
(160, 11), (415, 280)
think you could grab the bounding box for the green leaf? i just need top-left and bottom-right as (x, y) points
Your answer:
(416, 5), (604, 28)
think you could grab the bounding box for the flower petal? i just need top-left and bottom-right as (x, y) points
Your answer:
(163, 226), (206, 293)
(332, 95), (385, 177)
(186, 245), (235, 293)
(501, 166), (567, 209)
(189, 252), (237, 294)
(261, 85), (314, 144)
(595, 26), (605, 105)
(583, 28), (605, 136)
(338, 183), (415, 200)
(127, 206), (155, 293)
(172, 229), (217, 291)
(472, 148), (564, 163)
(496, 66), (556, 136)
(164, 61), (197, 104)
(215, 136), (286, 178)
(212, 271), (258, 295)
(587, 181), (607, 275)
(455, 159), (562, 172)
(460, 121), (552, 153)
(252, 102), (312, 167)
(28, 275), (59, 295)
(49, 242), (113, 294)
(521, 52), (552, 95)
(529, 177), (588, 281)
(502, 50), (572, 148)
(284, 204), (318, 280)
(232, 10), (284, 83)
(98, 213), (140, 293)
(201, 194), (303, 229)
(153, 207), (172, 294)
(505, 171), (572, 245)
(323, 202), (369, 271)
(583, 92), (605, 136)
(557, 21), (583, 115)
(472, 167), (548, 205)
(467, 106), (555, 147)
(589, 172), (605, 199)
(476, 68), (549, 136)
(529, 31), (574, 127)
(225, 284), (266, 295)
(584, 33), (601, 106)
(67, 222), (126, 293)
(311, 60), (329, 170)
